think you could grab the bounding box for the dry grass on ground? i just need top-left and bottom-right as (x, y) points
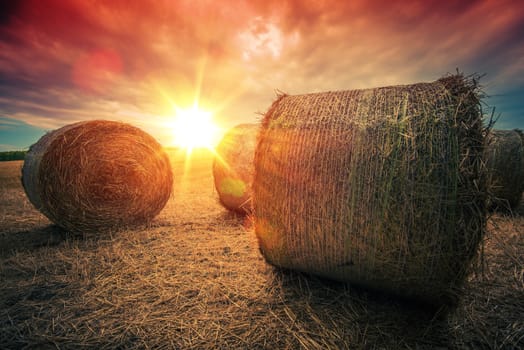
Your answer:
(0, 150), (523, 349)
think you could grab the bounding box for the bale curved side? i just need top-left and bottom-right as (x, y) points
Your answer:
(213, 123), (258, 214)
(22, 122), (81, 213)
(22, 120), (173, 232)
(253, 74), (486, 307)
(485, 129), (524, 210)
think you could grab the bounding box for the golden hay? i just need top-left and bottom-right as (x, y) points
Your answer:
(254, 73), (487, 307)
(485, 129), (524, 210)
(22, 120), (173, 233)
(213, 123), (259, 214)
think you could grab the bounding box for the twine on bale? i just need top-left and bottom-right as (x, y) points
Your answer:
(22, 120), (173, 233)
(254, 73), (488, 307)
(213, 123), (259, 214)
(485, 129), (524, 210)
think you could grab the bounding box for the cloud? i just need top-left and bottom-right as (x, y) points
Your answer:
(0, 116), (22, 128)
(0, 0), (523, 146)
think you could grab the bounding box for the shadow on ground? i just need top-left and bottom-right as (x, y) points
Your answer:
(271, 267), (452, 348)
(0, 225), (68, 258)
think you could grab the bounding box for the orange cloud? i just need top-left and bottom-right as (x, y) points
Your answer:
(72, 49), (123, 93)
(0, 0), (523, 146)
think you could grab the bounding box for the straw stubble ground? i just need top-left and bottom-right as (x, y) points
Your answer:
(0, 150), (522, 349)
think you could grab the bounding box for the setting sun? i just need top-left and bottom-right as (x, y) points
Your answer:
(170, 105), (220, 151)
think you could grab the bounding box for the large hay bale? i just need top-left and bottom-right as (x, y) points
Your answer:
(22, 120), (173, 232)
(213, 123), (258, 214)
(254, 74), (487, 307)
(485, 129), (524, 210)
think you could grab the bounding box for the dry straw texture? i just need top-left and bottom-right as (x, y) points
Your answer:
(254, 73), (487, 307)
(213, 123), (259, 214)
(22, 120), (173, 233)
(1, 151), (522, 349)
(485, 129), (524, 210)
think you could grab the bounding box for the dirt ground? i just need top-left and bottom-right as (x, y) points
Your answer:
(0, 150), (522, 349)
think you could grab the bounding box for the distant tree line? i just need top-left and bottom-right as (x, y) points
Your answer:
(0, 151), (27, 161)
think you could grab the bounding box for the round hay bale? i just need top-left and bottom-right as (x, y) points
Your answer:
(254, 74), (487, 307)
(22, 120), (173, 233)
(213, 123), (258, 214)
(485, 129), (524, 210)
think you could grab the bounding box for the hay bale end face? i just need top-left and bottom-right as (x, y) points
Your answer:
(254, 74), (487, 307)
(485, 129), (524, 210)
(213, 123), (258, 214)
(22, 120), (173, 233)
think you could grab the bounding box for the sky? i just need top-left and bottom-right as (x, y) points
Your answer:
(0, 0), (523, 151)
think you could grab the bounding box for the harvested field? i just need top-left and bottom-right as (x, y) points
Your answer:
(1, 150), (523, 349)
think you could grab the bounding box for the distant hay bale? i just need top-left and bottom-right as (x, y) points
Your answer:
(213, 123), (258, 214)
(485, 129), (524, 210)
(254, 73), (487, 307)
(22, 120), (173, 233)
